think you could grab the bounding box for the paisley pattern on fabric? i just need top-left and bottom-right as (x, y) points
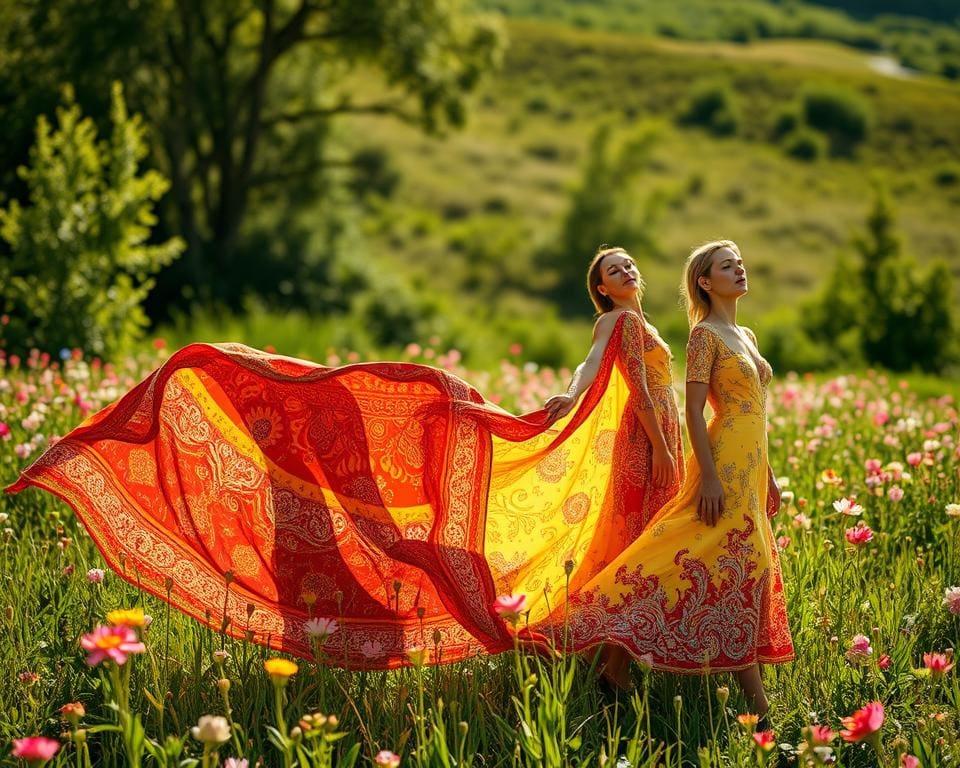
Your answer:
(533, 323), (794, 672)
(9, 313), (682, 669)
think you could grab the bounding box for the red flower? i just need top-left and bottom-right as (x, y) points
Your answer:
(877, 654), (891, 670)
(840, 701), (884, 742)
(752, 730), (775, 751)
(845, 522), (874, 546)
(805, 725), (835, 745)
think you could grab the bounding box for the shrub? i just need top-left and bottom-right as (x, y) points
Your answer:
(933, 164), (960, 186)
(801, 86), (871, 155)
(0, 84), (183, 358)
(783, 128), (826, 161)
(678, 83), (740, 136)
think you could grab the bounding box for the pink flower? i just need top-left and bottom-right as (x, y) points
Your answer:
(877, 654), (891, 670)
(845, 522), (873, 546)
(375, 750), (401, 767)
(303, 617), (338, 639)
(864, 458), (882, 474)
(12, 736), (60, 763)
(806, 725), (835, 745)
(223, 760), (249, 768)
(0, 421), (10, 439)
(840, 701), (884, 742)
(901, 756), (919, 768)
(845, 634), (872, 663)
(493, 593), (528, 623)
(906, 452), (923, 467)
(777, 535), (791, 551)
(18, 670), (40, 685)
(86, 568), (105, 584)
(752, 731), (775, 751)
(945, 587), (960, 615)
(80, 625), (146, 666)
(888, 486), (904, 503)
(923, 652), (954, 677)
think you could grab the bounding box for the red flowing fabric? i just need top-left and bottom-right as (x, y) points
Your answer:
(8, 316), (654, 668)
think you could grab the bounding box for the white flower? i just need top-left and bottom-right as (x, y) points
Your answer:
(191, 714), (231, 744)
(945, 587), (960, 616)
(946, 504), (960, 519)
(832, 498), (863, 516)
(303, 617), (338, 639)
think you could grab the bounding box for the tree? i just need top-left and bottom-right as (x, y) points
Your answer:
(0, 84), (184, 357)
(1, 0), (504, 309)
(550, 122), (664, 311)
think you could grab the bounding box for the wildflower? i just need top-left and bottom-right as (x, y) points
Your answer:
(847, 634), (872, 658)
(375, 750), (401, 767)
(878, 654), (891, 670)
(833, 497), (864, 516)
(190, 714), (231, 744)
(716, 686), (729, 705)
(493, 593), (528, 623)
(845, 522), (873, 546)
(888, 486), (904, 503)
(840, 701), (884, 742)
(780, 490), (795, 506)
(60, 702), (86, 724)
(906, 452), (923, 467)
(752, 731), (775, 751)
(86, 568), (105, 584)
(18, 671), (39, 685)
(80, 625), (146, 666)
(923, 652), (954, 677)
(212, 650), (231, 666)
(406, 645), (427, 666)
(945, 503), (960, 519)
(737, 713), (759, 730)
(263, 658), (298, 683)
(12, 736), (61, 765)
(106, 608), (147, 627)
(944, 587), (960, 615)
(303, 617), (338, 639)
(820, 469), (842, 485)
(0, 422), (9, 439)
(901, 756), (919, 768)
(805, 725), (834, 745)
(792, 512), (812, 530)
(223, 759), (249, 768)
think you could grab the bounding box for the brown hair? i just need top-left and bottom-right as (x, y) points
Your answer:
(586, 245), (645, 315)
(682, 240), (740, 328)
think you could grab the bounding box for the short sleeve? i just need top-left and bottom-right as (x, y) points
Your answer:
(686, 326), (717, 384)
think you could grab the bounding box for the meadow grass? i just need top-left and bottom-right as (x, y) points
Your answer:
(1, 345), (958, 767)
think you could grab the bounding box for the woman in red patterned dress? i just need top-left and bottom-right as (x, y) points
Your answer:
(544, 245), (684, 688)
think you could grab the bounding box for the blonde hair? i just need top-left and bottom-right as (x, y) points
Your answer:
(682, 240), (740, 328)
(586, 245), (645, 315)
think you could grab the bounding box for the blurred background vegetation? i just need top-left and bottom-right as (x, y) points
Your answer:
(1, 0), (958, 375)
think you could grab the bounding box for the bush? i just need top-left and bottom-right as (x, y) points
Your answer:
(678, 83), (740, 136)
(933, 164), (960, 186)
(0, 84), (183, 358)
(770, 108), (799, 140)
(783, 128), (826, 161)
(801, 86), (871, 155)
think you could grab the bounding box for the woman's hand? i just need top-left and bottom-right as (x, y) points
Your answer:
(544, 393), (577, 423)
(697, 474), (725, 527)
(767, 473), (782, 517)
(652, 445), (677, 488)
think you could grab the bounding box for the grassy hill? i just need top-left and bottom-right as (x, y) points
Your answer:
(320, 17), (960, 369)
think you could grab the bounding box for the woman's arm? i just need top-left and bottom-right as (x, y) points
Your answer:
(544, 313), (619, 422)
(686, 381), (724, 526)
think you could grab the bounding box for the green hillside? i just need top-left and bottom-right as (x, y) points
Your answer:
(331, 18), (960, 369)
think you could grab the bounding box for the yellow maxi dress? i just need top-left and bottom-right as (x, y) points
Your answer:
(534, 322), (795, 672)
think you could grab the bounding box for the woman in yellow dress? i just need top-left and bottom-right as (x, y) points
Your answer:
(550, 240), (794, 715)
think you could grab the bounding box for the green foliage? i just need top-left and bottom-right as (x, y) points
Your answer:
(678, 83), (741, 136)
(805, 183), (955, 372)
(0, 84), (183, 358)
(801, 86), (871, 155)
(783, 127), (827, 161)
(549, 122), (665, 311)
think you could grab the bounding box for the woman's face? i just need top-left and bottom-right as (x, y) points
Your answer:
(598, 252), (641, 302)
(703, 246), (747, 298)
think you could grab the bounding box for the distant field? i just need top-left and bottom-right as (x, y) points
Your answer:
(336, 19), (960, 362)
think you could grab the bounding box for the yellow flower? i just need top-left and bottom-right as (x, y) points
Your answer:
(264, 658), (299, 681)
(106, 608), (146, 628)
